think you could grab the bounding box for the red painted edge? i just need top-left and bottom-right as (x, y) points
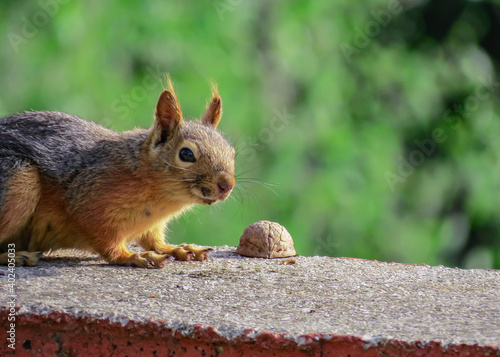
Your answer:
(1, 308), (499, 356)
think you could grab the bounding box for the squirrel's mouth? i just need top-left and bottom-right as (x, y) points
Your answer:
(202, 198), (217, 205)
(193, 180), (233, 205)
(201, 191), (232, 205)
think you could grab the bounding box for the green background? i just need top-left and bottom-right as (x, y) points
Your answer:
(1, 0), (499, 268)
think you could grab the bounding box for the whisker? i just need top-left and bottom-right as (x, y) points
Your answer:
(237, 186), (262, 211)
(237, 179), (279, 187)
(228, 193), (245, 218)
(178, 178), (197, 182)
(234, 185), (260, 203)
(230, 189), (246, 207)
(228, 194), (238, 204)
(236, 179), (280, 197)
(235, 166), (262, 178)
(163, 160), (194, 172)
(230, 129), (252, 150)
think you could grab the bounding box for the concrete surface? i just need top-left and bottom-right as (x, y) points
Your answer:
(1, 245), (500, 356)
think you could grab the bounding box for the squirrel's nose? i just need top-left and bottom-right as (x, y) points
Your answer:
(217, 175), (234, 196)
(217, 182), (231, 195)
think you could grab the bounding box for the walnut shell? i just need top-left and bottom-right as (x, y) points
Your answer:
(236, 221), (296, 258)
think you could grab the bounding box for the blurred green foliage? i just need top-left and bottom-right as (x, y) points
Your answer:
(1, 0), (499, 268)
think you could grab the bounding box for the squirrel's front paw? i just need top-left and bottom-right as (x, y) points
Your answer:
(127, 252), (173, 268)
(178, 244), (213, 261)
(153, 244), (213, 261)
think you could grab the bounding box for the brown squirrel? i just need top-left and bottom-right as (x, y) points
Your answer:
(0, 79), (235, 268)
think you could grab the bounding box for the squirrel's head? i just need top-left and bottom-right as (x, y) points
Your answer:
(145, 79), (235, 205)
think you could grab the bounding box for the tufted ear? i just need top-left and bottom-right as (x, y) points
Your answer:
(201, 84), (222, 128)
(152, 77), (183, 145)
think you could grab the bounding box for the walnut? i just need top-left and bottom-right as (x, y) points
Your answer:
(236, 221), (296, 258)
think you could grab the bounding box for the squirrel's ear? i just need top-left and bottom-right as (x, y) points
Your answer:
(201, 84), (222, 128)
(153, 80), (183, 144)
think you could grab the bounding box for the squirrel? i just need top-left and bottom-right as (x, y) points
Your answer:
(0, 78), (235, 268)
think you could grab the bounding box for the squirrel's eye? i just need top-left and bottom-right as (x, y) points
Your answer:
(179, 147), (196, 163)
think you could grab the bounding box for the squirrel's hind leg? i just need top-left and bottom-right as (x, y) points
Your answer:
(0, 163), (41, 253)
(0, 251), (43, 266)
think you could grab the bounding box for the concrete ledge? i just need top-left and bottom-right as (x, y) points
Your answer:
(1, 246), (499, 356)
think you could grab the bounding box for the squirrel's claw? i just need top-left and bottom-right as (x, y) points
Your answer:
(169, 247), (195, 261)
(154, 254), (174, 268)
(178, 244), (213, 261)
(127, 252), (173, 269)
(12, 251), (43, 266)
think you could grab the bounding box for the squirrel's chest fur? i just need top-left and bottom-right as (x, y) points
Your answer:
(29, 167), (193, 252)
(27, 192), (190, 254)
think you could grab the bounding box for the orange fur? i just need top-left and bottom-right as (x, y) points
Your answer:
(72, 168), (194, 263)
(0, 166), (41, 242)
(201, 84), (222, 128)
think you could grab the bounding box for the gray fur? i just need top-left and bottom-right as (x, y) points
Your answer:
(0, 111), (147, 185)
